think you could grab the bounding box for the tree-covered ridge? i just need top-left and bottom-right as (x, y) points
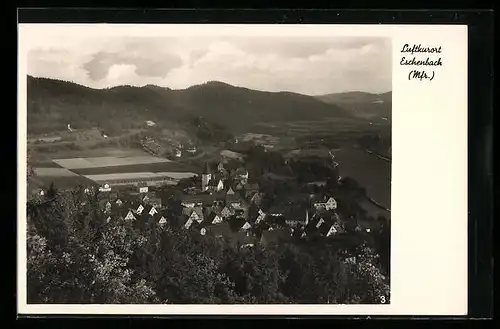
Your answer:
(27, 75), (352, 135)
(27, 186), (390, 304)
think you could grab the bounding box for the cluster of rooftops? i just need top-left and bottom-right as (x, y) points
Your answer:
(92, 172), (374, 248)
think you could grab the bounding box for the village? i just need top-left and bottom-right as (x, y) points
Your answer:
(70, 150), (379, 251)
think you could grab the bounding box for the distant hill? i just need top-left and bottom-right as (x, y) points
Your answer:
(315, 91), (392, 120)
(27, 76), (353, 135)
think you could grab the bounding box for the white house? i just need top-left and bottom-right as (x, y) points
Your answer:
(241, 222), (252, 231)
(159, 216), (167, 224)
(326, 225), (338, 237)
(313, 196), (337, 211)
(104, 201), (112, 213)
(255, 212), (266, 224)
(211, 214), (223, 224)
(136, 204), (144, 215)
(215, 179), (224, 192)
(99, 183), (111, 192)
(221, 206), (233, 218)
(139, 186), (149, 193)
(149, 207), (158, 217)
(116, 199), (123, 206)
(230, 201), (242, 209)
(124, 210), (136, 221)
(316, 217), (325, 229)
(188, 207), (204, 223)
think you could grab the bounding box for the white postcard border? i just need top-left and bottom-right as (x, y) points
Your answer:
(17, 24), (468, 316)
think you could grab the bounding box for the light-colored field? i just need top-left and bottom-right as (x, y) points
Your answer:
(220, 150), (244, 160)
(53, 155), (172, 169)
(284, 148), (331, 159)
(34, 167), (79, 177)
(156, 172), (198, 180)
(84, 171), (197, 182)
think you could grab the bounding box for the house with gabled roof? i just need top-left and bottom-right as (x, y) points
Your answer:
(220, 205), (235, 218)
(148, 205), (159, 217)
(124, 210), (136, 221)
(234, 181), (244, 191)
(136, 204), (145, 215)
(316, 217), (326, 229)
(325, 224), (339, 237)
(101, 200), (112, 213)
(228, 199), (244, 209)
(141, 194), (150, 203)
(184, 217), (194, 229)
(183, 207), (204, 230)
(240, 221), (252, 231)
(254, 210), (266, 225)
(207, 211), (224, 225)
(191, 206), (204, 222)
(158, 216), (167, 225)
(312, 195), (338, 211)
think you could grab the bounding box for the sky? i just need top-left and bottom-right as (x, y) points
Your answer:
(26, 32), (392, 96)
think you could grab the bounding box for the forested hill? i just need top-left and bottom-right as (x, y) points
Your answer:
(27, 76), (353, 135)
(315, 91), (392, 120)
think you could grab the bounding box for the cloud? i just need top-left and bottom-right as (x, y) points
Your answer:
(26, 35), (391, 95)
(82, 51), (183, 81)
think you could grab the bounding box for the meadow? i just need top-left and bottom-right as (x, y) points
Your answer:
(83, 171), (197, 183)
(70, 161), (198, 175)
(28, 147), (200, 191)
(52, 155), (172, 170)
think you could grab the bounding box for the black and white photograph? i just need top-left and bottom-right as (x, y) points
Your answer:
(22, 26), (393, 306)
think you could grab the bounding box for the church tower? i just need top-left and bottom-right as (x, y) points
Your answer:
(201, 162), (212, 191)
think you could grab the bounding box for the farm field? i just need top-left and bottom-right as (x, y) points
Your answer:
(333, 147), (391, 211)
(34, 167), (80, 177)
(53, 155), (172, 170)
(253, 118), (388, 137)
(29, 147), (148, 162)
(83, 171), (197, 183)
(70, 161), (199, 175)
(28, 146), (201, 192)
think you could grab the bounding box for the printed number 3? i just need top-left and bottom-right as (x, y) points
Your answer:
(380, 295), (386, 303)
